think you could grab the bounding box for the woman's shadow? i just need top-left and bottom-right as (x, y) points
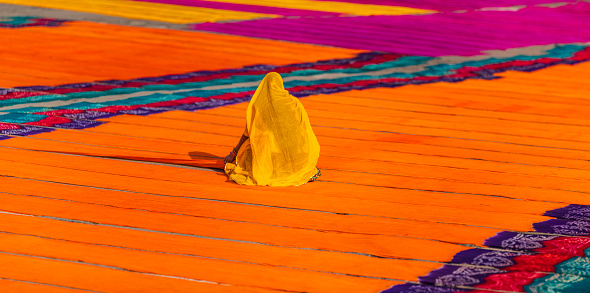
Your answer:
(188, 151), (226, 174)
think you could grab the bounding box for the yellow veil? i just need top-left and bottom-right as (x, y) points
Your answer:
(225, 72), (320, 186)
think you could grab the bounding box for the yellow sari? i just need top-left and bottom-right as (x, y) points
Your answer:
(225, 72), (320, 186)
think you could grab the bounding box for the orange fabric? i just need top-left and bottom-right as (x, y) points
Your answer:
(1, 42), (590, 292)
(0, 231), (393, 292)
(0, 172), (504, 246)
(101, 110), (590, 177)
(0, 176), (465, 262)
(0, 22), (362, 87)
(0, 201), (439, 280)
(3, 133), (560, 215)
(0, 253), (274, 293)
(0, 279), (74, 293)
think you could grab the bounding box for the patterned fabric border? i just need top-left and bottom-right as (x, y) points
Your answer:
(382, 204), (590, 292)
(0, 16), (69, 28)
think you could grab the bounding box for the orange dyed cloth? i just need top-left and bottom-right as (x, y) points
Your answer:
(225, 72), (320, 186)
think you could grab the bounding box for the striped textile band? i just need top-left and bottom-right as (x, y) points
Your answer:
(384, 204), (590, 292)
(0, 44), (589, 140)
(0, 16), (69, 28)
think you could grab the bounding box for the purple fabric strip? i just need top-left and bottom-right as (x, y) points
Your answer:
(62, 111), (117, 120)
(193, 3), (590, 56)
(54, 120), (103, 130)
(382, 283), (467, 293)
(543, 204), (590, 221)
(0, 125), (54, 137)
(0, 88), (19, 95)
(418, 261), (504, 287)
(534, 219), (590, 236)
(483, 231), (558, 251)
(130, 0), (339, 17)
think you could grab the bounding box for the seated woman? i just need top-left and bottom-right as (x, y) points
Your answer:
(224, 72), (321, 186)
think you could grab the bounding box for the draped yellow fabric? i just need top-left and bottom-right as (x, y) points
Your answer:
(225, 72), (320, 186)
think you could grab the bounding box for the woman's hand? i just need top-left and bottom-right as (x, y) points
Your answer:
(224, 148), (237, 164)
(224, 153), (235, 164)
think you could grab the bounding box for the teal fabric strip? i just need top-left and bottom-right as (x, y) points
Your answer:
(0, 16), (35, 26)
(526, 273), (590, 293)
(556, 257), (590, 277)
(0, 112), (49, 123)
(526, 255), (590, 292)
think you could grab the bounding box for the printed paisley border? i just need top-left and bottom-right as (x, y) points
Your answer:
(383, 205), (590, 292)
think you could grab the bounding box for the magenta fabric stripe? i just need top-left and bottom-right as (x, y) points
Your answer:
(312, 0), (574, 11)
(193, 3), (590, 56)
(130, 0), (340, 17)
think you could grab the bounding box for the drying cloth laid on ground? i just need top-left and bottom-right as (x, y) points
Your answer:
(225, 72), (320, 186)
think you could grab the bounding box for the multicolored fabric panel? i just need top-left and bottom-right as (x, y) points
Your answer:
(1, 44), (588, 139)
(384, 204), (590, 292)
(0, 16), (68, 28)
(1, 0), (590, 291)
